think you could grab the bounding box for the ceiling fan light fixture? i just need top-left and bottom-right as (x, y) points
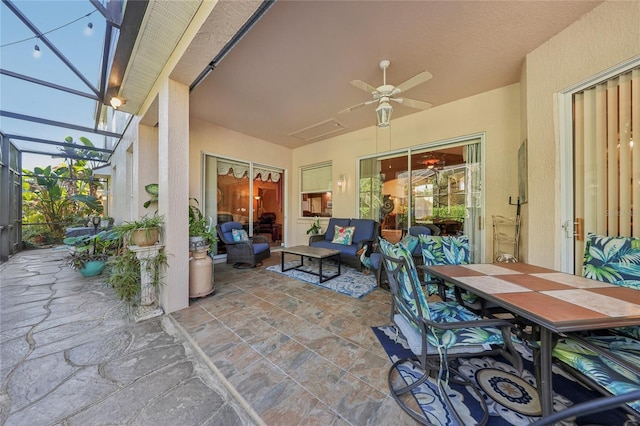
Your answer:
(376, 101), (393, 128)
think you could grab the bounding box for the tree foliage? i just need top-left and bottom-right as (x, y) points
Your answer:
(22, 137), (105, 242)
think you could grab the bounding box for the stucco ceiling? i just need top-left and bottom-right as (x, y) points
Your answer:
(186, 1), (601, 149)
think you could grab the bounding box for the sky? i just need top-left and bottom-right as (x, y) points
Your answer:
(0, 0), (119, 171)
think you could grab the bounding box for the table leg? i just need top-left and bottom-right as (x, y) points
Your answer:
(539, 327), (554, 417)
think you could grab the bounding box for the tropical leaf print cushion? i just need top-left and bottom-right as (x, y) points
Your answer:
(583, 233), (640, 284)
(554, 335), (640, 413)
(582, 233), (640, 339)
(418, 235), (476, 303)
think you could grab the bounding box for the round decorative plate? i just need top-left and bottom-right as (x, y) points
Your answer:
(476, 368), (541, 417)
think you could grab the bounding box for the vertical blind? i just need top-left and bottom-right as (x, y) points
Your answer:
(574, 66), (639, 238)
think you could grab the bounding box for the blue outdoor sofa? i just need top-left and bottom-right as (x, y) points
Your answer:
(308, 218), (379, 270)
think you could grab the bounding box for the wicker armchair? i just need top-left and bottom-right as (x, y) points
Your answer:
(216, 222), (270, 268)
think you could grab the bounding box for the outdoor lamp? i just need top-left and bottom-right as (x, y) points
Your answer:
(376, 101), (393, 128)
(91, 216), (101, 233)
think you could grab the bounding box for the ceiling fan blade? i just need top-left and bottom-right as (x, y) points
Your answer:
(338, 99), (378, 114)
(338, 99), (376, 114)
(394, 70), (433, 94)
(392, 97), (433, 110)
(350, 79), (377, 94)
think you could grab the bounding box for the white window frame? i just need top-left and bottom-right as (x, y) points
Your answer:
(300, 162), (332, 218)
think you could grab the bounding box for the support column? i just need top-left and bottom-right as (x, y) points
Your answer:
(0, 134), (10, 260)
(158, 78), (190, 313)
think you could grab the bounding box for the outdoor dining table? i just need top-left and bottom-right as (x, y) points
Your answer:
(419, 262), (640, 417)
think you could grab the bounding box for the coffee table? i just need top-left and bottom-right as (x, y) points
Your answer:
(281, 245), (341, 283)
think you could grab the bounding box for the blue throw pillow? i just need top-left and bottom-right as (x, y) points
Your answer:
(232, 229), (249, 242)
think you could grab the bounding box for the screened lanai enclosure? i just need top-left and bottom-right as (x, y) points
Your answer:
(0, 0), (142, 260)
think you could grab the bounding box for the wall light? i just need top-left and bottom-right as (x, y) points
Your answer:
(110, 97), (124, 109)
(376, 101), (393, 128)
(337, 174), (346, 191)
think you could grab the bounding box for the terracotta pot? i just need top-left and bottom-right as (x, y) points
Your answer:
(131, 228), (159, 247)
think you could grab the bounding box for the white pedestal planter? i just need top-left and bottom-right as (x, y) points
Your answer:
(128, 244), (165, 322)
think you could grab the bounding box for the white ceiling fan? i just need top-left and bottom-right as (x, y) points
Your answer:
(339, 59), (433, 127)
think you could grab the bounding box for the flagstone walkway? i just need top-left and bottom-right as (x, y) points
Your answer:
(0, 248), (260, 425)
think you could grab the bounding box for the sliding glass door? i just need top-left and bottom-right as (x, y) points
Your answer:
(204, 155), (284, 257)
(359, 136), (483, 261)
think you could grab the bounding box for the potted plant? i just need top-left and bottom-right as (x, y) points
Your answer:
(105, 215), (168, 313)
(104, 242), (168, 312)
(111, 213), (164, 247)
(64, 230), (117, 277)
(306, 217), (322, 235)
(143, 183), (158, 209)
(188, 198), (216, 246)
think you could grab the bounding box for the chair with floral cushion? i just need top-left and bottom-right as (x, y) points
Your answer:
(418, 234), (483, 308)
(216, 221), (270, 268)
(406, 225), (431, 265)
(582, 233), (640, 339)
(378, 237), (522, 425)
(550, 333), (640, 419)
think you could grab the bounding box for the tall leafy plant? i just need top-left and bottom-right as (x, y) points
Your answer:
(22, 165), (75, 239)
(22, 136), (105, 242)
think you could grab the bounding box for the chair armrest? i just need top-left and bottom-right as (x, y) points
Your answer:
(309, 234), (326, 244)
(251, 235), (269, 244)
(424, 316), (516, 332)
(355, 238), (375, 251)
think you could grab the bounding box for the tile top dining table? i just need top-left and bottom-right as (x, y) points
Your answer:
(419, 262), (640, 417)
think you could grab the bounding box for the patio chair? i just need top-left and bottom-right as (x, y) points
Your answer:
(581, 233), (640, 339)
(378, 237), (522, 425)
(550, 334), (640, 420)
(418, 234), (484, 309)
(531, 389), (640, 426)
(216, 221), (270, 268)
(407, 225), (431, 265)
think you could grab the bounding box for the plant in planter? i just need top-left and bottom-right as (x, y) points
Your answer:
(143, 183), (158, 209)
(111, 213), (164, 247)
(306, 217), (322, 235)
(104, 244), (168, 312)
(64, 230), (118, 277)
(188, 198), (217, 246)
(105, 214), (168, 313)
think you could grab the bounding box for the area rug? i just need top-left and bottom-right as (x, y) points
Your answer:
(373, 325), (633, 425)
(266, 261), (376, 298)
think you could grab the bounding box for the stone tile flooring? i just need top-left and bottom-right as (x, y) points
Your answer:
(172, 254), (418, 425)
(1, 248), (418, 425)
(0, 248), (259, 426)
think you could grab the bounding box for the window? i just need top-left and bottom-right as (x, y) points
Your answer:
(301, 162), (332, 217)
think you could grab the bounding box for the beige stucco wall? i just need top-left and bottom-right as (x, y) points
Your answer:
(524, 1), (640, 269)
(290, 84), (522, 262)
